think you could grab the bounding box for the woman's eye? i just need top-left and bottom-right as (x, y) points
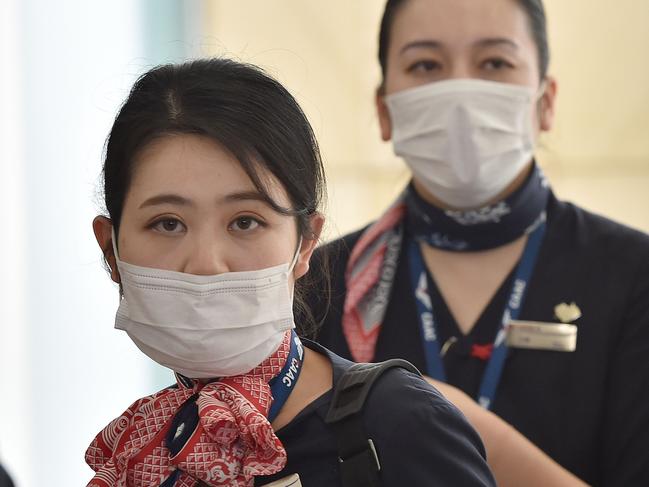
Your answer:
(482, 58), (514, 71)
(230, 216), (262, 232)
(407, 59), (441, 74)
(151, 218), (186, 234)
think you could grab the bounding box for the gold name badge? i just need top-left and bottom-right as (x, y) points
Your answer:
(506, 320), (578, 352)
(261, 474), (302, 487)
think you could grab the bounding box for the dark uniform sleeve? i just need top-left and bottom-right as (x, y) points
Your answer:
(364, 369), (496, 486)
(600, 252), (649, 485)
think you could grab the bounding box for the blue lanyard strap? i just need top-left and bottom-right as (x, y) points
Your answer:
(408, 220), (546, 410)
(268, 329), (304, 422)
(410, 256), (448, 382)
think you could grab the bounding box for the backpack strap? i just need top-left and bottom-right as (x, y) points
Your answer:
(324, 359), (421, 487)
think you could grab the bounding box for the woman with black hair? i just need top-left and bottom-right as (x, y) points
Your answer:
(85, 58), (495, 486)
(305, 1), (649, 486)
(0, 464), (14, 487)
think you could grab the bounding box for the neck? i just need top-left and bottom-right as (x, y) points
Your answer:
(412, 161), (535, 211)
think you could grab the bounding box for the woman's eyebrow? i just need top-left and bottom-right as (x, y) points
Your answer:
(137, 191), (274, 209)
(474, 37), (519, 50)
(222, 190), (273, 206)
(399, 37), (519, 55)
(138, 194), (194, 209)
(400, 40), (444, 54)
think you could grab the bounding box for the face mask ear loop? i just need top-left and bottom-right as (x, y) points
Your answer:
(110, 227), (124, 301)
(535, 79), (548, 126)
(537, 78), (548, 101)
(111, 227), (121, 262)
(288, 236), (303, 274)
(286, 236), (304, 304)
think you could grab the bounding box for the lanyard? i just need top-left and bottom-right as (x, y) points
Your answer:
(408, 220), (546, 410)
(268, 329), (305, 421)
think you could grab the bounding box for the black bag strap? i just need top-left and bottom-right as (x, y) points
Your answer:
(324, 359), (421, 487)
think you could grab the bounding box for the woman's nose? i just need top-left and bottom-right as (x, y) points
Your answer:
(182, 238), (229, 276)
(448, 61), (473, 80)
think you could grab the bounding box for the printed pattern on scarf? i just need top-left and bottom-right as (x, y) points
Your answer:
(444, 201), (511, 225)
(342, 200), (406, 362)
(86, 331), (292, 487)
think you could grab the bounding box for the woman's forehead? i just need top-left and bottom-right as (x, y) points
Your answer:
(389, 0), (534, 51)
(126, 134), (290, 209)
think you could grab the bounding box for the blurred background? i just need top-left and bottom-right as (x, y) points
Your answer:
(0, 0), (647, 485)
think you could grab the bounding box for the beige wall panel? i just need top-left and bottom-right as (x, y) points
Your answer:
(201, 1), (649, 239)
(544, 0), (649, 165)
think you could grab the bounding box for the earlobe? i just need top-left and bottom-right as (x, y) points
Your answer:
(376, 88), (393, 142)
(92, 215), (121, 284)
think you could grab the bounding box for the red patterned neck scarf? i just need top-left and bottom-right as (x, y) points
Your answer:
(86, 331), (293, 487)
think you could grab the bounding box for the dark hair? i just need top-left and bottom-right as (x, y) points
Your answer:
(104, 58), (325, 238)
(378, 0), (550, 82)
(100, 58), (327, 336)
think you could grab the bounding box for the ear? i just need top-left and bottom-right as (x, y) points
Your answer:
(92, 216), (121, 284)
(538, 75), (558, 132)
(293, 212), (326, 280)
(375, 87), (393, 141)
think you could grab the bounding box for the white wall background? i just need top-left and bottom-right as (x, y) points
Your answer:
(0, 1), (198, 485)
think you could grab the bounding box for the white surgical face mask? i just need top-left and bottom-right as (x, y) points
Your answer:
(386, 78), (542, 209)
(112, 233), (302, 378)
